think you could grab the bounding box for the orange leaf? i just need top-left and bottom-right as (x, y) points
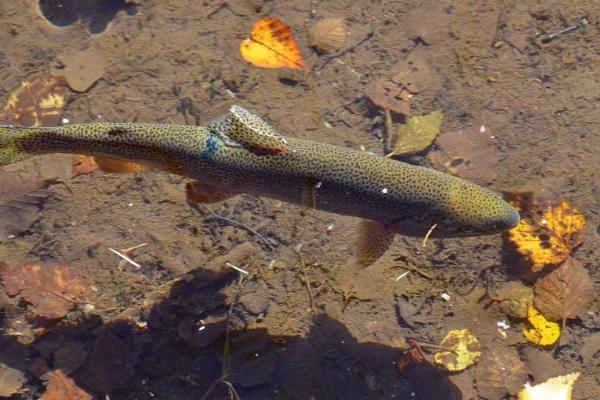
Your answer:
(43, 370), (92, 400)
(507, 195), (585, 271)
(240, 18), (307, 72)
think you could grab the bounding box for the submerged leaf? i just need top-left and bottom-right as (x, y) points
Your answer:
(434, 329), (480, 372)
(388, 111), (443, 156)
(534, 257), (594, 321)
(240, 18), (307, 72)
(1, 76), (67, 127)
(508, 197), (585, 271)
(43, 369), (92, 400)
(475, 345), (530, 399)
(0, 262), (86, 319)
(518, 372), (580, 400)
(522, 305), (560, 346)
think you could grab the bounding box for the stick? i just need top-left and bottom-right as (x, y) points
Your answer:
(195, 203), (275, 252)
(314, 30), (374, 72)
(108, 247), (142, 269)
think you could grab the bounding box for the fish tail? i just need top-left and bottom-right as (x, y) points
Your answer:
(0, 125), (36, 166)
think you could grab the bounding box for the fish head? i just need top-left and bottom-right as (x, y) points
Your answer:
(390, 178), (520, 238)
(432, 180), (520, 237)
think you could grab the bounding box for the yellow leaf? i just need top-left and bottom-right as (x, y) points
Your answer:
(434, 329), (481, 372)
(240, 18), (307, 72)
(522, 305), (560, 346)
(387, 111), (443, 157)
(518, 372), (580, 400)
(508, 197), (585, 271)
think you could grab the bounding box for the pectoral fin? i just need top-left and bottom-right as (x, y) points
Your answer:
(93, 157), (147, 173)
(186, 181), (237, 203)
(355, 220), (395, 267)
(209, 105), (290, 154)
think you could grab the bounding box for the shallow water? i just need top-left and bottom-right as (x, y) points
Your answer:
(0, 1), (599, 399)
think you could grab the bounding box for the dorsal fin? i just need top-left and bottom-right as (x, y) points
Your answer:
(208, 105), (289, 154)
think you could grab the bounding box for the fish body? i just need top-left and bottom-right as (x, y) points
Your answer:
(0, 106), (519, 264)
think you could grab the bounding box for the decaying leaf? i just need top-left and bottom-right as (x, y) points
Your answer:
(1, 76), (67, 127)
(43, 369), (92, 400)
(534, 257), (594, 322)
(508, 196), (585, 271)
(51, 49), (106, 93)
(0, 362), (27, 397)
(475, 345), (530, 399)
(490, 281), (534, 319)
(522, 305), (560, 346)
(427, 126), (501, 186)
(434, 329), (480, 372)
(388, 110), (443, 156)
(0, 155), (74, 241)
(364, 78), (411, 116)
(0, 262), (86, 319)
(518, 372), (580, 400)
(240, 18), (307, 72)
(77, 329), (135, 392)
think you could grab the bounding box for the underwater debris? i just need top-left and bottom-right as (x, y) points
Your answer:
(240, 17), (307, 72)
(1, 76), (67, 127)
(518, 372), (581, 400)
(522, 305), (560, 346)
(508, 196), (585, 272)
(475, 345), (530, 400)
(434, 329), (480, 372)
(0, 262), (87, 319)
(51, 48), (107, 93)
(308, 18), (347, 54)
(387, 110), (443, 157)
(43, 369), (92, 400)
(534, 257), (594, 322)
(364, 78), (411, 117)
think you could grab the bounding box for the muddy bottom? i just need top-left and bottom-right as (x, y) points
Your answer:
(0, 1), (599, 399)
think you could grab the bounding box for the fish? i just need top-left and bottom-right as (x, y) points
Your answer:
(0, 105), (520, 266)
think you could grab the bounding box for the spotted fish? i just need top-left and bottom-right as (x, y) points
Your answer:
(0, 106), (519, 265)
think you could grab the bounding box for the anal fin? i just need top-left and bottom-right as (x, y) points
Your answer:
(186, 180), (237, 204)
(355, 220), (395, 268)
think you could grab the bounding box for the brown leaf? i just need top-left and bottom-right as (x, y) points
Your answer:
(77, 330), (135, 392)
(534, 257), (594, 321)
(1, 76), (67, 127)
(475, 345), (530, 399)
(364, 78), (411, 116)
(0, 362), (27, 397)
(43, 369), (91, 400)
(0, 262), (86, 319)
(51, 49), (106, 93)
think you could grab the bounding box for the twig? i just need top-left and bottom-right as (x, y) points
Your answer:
(225, 262), (249, 275)
(383, 109), (393, 155)
(314, 30), (374, 72)
(195, 203), (275, 252)
(108, 247), (142, 269)
(395, 263), (433, 279)
(200, 275), (245, 400)
(422, 224), (437, 248)
(293, 245), (317, 320)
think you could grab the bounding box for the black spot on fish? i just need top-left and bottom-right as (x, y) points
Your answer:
(108, 127), (127, 136)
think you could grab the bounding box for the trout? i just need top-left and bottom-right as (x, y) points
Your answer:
(0, 105), (519, 265)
